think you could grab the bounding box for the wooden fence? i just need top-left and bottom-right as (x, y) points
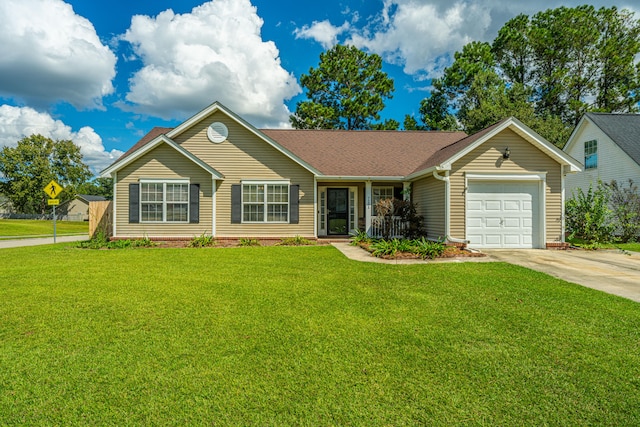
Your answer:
(89, 201), (113, 238)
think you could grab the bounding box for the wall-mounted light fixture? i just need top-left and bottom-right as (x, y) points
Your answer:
(503, 147), (511, 159)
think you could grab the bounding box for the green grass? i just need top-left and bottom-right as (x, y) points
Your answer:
(568, 237), (640, 252)
(0, 245), (639, 425)
(0, 219), (88, 239)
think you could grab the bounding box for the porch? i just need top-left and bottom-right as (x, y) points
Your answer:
(316, 181), (411, 239)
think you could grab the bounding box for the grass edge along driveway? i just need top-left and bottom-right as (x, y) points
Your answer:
(0, 219), (88, 239)
(0, 244), (638, 425)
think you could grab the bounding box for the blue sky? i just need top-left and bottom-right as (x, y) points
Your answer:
(0, 0), (635, 175)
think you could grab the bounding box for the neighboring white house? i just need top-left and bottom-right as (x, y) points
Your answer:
(564, 113), (640, 197)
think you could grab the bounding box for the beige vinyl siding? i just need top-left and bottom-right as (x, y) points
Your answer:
(412, 174), (446, 239)
(174, 111), (315, 237)
(449, 128), (563, 243)
(115, 144), (214, 238)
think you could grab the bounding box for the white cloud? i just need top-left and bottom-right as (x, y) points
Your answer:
(120, 0), (301, 128)
(0, 105), (123, 174)
(294, 20), (351, 49)
(0, 0), (117, 109)
(347, 0), (491, 77)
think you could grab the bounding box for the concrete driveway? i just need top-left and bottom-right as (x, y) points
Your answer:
(0, 235), (89, 249)
(485, 249), (640, 303)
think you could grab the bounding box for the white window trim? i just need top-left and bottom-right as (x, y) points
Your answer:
(139, 179), (190, 224)
(240, 180), (290, 224)
(372, 186), (395, 216)
(584, 139), (597, 170)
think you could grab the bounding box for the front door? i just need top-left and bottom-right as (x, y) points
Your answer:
(327, 188), (349, 235)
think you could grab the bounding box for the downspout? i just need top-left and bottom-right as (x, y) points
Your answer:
(432, 169), (469, 245)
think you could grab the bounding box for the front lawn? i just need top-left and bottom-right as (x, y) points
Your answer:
(0, 245), (638, 425)
(0, 219), (88, 239)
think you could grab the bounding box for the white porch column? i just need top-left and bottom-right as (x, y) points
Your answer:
(365, 180), (372, 235)
(403, 181), (411, 201)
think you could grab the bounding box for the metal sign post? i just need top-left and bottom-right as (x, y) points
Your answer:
(44, 180), (63, 243)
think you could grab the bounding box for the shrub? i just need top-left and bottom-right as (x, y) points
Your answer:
(349, 229), (371, 246)
(607, 179), (640, 243)
(410, 238), (445, 259)
(370, 238), (400, 257)
(372, 198), (425, 240)
(394, 199), (425, 239)
(78, 230), (110, 249)
(188, 233), (216, 248)
(239, 238), (261, 247)
(77, 233), (156, 250)
(565, 182), (614, 244)
(278, 235), (313, 246)
(130, 236), (156, 248)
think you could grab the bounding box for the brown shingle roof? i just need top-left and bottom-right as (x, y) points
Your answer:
(114, 127), (173, 165)
(261, 129), (467, 176)
(109, 126), (475, 177)
(409, 118), (510, 174)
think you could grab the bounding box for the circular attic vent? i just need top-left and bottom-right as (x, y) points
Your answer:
(207, 122), (228, 143)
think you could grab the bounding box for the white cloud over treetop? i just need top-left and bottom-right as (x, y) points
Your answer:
(294, 20), (351, 49)
(0, 0), (117, 109)
(0, 105), (123, 174)
(120, 0), (301, 128)
(349, 1), (491, 77)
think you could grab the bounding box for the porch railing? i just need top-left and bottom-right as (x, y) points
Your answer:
(370, 215), (407, 238)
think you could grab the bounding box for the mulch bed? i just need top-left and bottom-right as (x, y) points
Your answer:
(357, 242), (485, 260)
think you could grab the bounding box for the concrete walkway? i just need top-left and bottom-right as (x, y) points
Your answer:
(0, 235), (89, 249)
(485, 249), (640, 303)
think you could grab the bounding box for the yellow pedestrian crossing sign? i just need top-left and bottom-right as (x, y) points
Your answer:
(44, 180), (63, 199)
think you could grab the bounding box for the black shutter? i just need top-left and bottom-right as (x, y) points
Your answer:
(189, 184), (200, 223)
(289, 184), (299, 224)
(231, 184), (241, 224)
(129, 183), (140, 223)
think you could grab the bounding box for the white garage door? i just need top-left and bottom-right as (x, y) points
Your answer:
(466, 181), (540, 249)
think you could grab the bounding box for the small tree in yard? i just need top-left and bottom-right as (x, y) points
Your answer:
(565, 181), (614, 243)
(607, 179), (640, 242)
(373, 198), (425, 240)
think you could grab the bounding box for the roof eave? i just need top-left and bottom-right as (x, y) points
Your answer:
(445, 117), (581, 172)
(100, 135), (224, 179)
(405, 165), (449, 181)
(317, 175), (406, 182)
(166, 101), (322, 176)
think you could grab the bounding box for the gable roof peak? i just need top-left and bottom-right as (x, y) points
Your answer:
(581, 112), (640, 167)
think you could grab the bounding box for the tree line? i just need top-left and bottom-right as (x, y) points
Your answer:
(3, 5), (638, 215)
(290, 5), (640, 147)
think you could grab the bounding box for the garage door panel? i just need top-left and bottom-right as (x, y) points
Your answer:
(468, 200), (482, 211)
(504, 235), (522, 245)
(503, 218), (520, 228)
(486, 217), (502, 228)
(467, 217), (482, 228)
(467, 181), (539, 249)
(486, 200), (501, 210)
(485, 235), (502, 245)
(504, 200), (521, 210)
